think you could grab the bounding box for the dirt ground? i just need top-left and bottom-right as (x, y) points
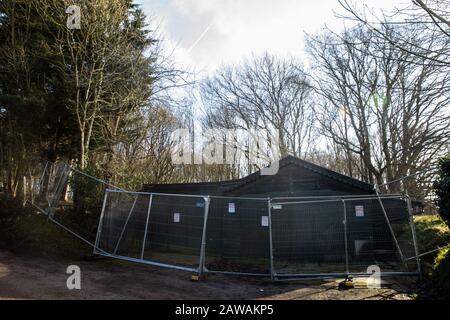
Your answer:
(0, 250), (418, 300)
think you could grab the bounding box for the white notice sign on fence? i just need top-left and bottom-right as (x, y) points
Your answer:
(355, 206), (365, 217)
(228, 203), (236, 214)
(174, 213), (181, 223)
(261, 216), (269, 227)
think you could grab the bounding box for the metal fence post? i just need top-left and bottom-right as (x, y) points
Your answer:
(113, 194), (138, 255)
(268, 198), (275, 280)
(342, 200), (350, 276)
(198, 196), (210, 276)
(93, 190), (109, 254)
(406, 195), (422, 277)
(141, 194), (153, 260)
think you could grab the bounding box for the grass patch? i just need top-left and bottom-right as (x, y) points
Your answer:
(414, 214), (450, 299)
(414, 215), (450, 262)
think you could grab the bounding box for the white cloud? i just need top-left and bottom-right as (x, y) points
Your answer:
(139, 0), (406, 76)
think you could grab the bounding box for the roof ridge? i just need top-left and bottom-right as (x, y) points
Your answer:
(224, 155), (373, 192)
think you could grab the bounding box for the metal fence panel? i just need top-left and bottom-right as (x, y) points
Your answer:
(31, 161), (70, 216)
(205, 197), (270, 275)
(271, 195), (419, 278)
(96, 190), (206, 271)
(29, 160), (108, 246)
(342, 197), (415, 273)
(271, 199), (347, 276)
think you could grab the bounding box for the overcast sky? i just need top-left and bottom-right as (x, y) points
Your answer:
(138, 0), (407, 76)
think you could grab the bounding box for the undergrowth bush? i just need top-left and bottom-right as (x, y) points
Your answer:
(414, 215), (450, 263)
(434, 155), (450, 228)
(0, 196), (88, 258)
(432, 248), (450, 299)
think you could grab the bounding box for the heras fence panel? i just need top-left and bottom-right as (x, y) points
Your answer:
(31, 161), (70, 216)
(343, 196), (418, 274)
(271, 195), (419, 278)
(271, 199), (347, 277)
(30, 160), (108, 245)
(205, 197), (271, 275)
(95, 190), (206, 272)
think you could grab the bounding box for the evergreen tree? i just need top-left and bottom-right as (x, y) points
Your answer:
(435, 155), (450, 227)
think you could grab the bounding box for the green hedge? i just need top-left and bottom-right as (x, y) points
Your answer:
(414, 214), (450, 299)
(432, 248), (450, 299)
(434, 155), (450, 227)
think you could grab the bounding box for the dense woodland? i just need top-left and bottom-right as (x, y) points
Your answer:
(0, 0), (449, 204)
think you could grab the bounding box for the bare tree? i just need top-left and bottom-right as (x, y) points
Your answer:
(338, 0), (450, 67)
(104, 103), (181, 189)
(201, 53), (317, 177)
(307, 23), (450, 199)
